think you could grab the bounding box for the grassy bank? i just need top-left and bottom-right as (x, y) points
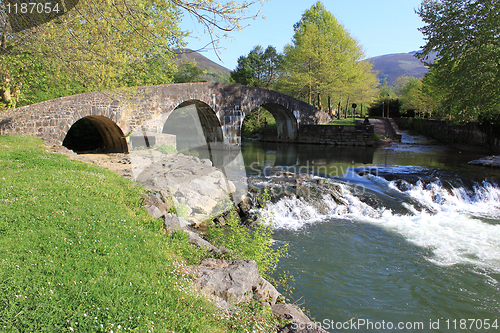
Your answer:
(326, 119), (359, 126)
(0, 136), (277, 332)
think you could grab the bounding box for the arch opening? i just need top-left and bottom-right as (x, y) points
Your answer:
(63, 116), (128, 153)
(241, 106), (277, 141)
(163, 100), (225, 164)
(243, 103), (298, 142)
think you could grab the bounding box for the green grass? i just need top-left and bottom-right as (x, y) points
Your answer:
(0, 136), (279, 332)
(326, 118), (359, 126)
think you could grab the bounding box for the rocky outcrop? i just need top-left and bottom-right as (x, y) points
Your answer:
(187, 258), (325, 332)
(47, 142), (325, 332)
(469, 155), (500, 168)
(273, 304), (328, 333)
(188, 259), (263, 305)
(240, 167), (346, 225)
(131, 150), (243, 227)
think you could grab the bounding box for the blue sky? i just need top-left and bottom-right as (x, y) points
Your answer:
(180, 0), (427, 71)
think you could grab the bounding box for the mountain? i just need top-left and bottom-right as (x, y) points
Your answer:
(175, 49), (231, 82)
(368, 51), (437, 85)
(175, 48), (437, 86)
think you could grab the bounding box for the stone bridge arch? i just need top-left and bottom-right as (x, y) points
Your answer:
(161, 99), (224, 151)
(0, 82), (330, 151)
(63, 115), (128, 153)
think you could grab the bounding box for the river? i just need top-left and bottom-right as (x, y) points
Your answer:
(240, 133), (500, 332)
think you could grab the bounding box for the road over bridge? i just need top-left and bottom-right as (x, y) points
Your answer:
(0, 82), (331, 153)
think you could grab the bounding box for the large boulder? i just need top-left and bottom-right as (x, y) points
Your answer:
(273, 304), (328, 333)
(132, 152), (238, 226)
(189, 259), (260, 305)
(188, 259), (281, 307)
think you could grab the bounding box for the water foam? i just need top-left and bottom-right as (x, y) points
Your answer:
(260, 177), (500, 271)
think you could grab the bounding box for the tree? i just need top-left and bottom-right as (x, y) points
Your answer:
(231, 45), (283, 88)
(417, 0), (500, 122)
(395, 76), (423, 114)
(1, 0), (185, 107)
(0, 0), (265, 109)
(173, 61), (207, 83)
(278, 1), (377, 113)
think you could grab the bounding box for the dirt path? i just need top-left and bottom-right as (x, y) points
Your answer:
(48, 145), (133, 179)
(369, 118), (393, 138)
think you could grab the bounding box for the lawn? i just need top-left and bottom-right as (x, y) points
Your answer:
(0, 136), (277, 332)
(326, 118), (360, 126)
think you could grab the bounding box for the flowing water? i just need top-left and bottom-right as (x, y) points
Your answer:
(241, 135), (500, 332)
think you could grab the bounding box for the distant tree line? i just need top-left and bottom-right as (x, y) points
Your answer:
(233, 0), (500, 128)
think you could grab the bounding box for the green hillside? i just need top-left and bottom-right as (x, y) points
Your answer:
(368, 51), (437, 84)
(175, 49), (231, 83)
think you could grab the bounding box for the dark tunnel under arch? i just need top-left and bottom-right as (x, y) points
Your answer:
(63, 115), (128, 153)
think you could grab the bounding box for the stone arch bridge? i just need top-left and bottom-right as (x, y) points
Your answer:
(0, 82), (331, 153)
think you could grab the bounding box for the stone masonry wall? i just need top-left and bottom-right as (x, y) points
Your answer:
(395, 118), (500, 152)
(297, 124), (375, 146)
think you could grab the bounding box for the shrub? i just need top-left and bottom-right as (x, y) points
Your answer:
(206, 191), (288, 279)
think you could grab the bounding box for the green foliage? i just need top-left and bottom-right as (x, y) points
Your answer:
(271, 271), (296, 303)
(277, 1), (378, 110)
(174, 61), (207, 83)
(0, 136), (280, 332)
(417, 0), (500, 121)
(231, 45), (284, 88)
(155, 144), (178, 155)
(174, 203), (190, 219)
(241, 107), (276, 138)
(207, 192), (288, 279)
(378, 79), (397, 100)
(202, 69), (231, 83)
(1, 0), (183, 108)
(0, 0), (265, 109)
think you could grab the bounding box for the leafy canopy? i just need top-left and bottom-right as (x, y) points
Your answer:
(278, 1), (377, 110)
(231, 45), (284, 88)
(0, 0), (265, 109)
(417, 0), (500, 122)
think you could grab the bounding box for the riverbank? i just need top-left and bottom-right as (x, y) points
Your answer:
(1, 136), (329, 332)
(0, 136), (279, 332)
(394, 117), (500, 154)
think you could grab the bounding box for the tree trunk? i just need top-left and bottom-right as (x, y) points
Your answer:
(345, 97), (350, 119)
(328, 95), (331, 115)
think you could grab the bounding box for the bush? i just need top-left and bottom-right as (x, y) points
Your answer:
(155, 144), (177, 155)
(206, 192), (288, 279)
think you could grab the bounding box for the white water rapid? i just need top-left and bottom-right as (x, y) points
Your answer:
(259, 176), (500, 272)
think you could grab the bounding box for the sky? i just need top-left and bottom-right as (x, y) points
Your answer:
(179, 0), (427, 71)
